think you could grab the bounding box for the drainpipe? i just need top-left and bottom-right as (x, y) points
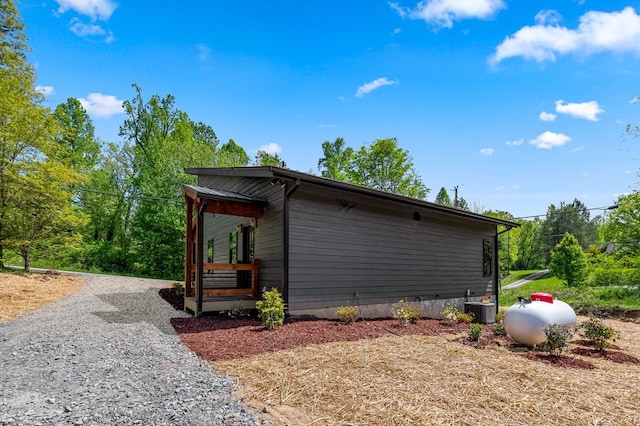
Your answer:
(282, 178), (301, 306)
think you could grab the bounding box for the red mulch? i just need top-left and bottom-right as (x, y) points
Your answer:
(171, 315), (470, 361)
(520, 352), (596, 369)
(159, 288), (638, 368)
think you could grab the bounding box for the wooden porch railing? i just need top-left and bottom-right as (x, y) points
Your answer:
(187, 259), (260, 299)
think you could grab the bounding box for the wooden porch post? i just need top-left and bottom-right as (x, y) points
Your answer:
(184, 195), (193, 298)
(196, 200), (207, 317)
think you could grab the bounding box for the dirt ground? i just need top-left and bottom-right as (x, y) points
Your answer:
(0, 272), (85, 323)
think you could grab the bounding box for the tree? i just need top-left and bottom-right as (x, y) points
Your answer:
(216, 139), (249, 167)
(603, 191), (640, 256)
(514, 218), (547, 270)
(550, 232), (588, 287)
(254, 150), (286, 167)
(53, 98), (100, 173)
(318, 137), (353, 181)
(434, 187), (452, 206)
(318, 137), (429, 199)
(0, 0), (78, 269)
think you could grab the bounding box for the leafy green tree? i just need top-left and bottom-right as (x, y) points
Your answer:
(53, 98), (101, 173)
(119, 84), (219, 278)
(0, 0), (78, 269)
(550, 232), (588, 287)
(254, 150), (286, 167)
(318, 137), (353, 181)
(434, 187), (452, 206)
(318, 138), (428, 198)
(603, 191), (640, 256)
(484, 210), (516, 274)
(539, 199), (598, 264)
(350, 138), (429, 198)
(514, 218), (547, 269)
(216, 139), (249, 167)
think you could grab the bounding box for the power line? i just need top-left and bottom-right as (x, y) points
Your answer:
(516, 204), (619, 221)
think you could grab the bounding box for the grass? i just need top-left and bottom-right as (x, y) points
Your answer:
(500, 270), (640, 315)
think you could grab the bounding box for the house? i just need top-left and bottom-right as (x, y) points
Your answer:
(182, 167), (518, 319)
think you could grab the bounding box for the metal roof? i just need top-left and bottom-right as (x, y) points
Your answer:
(184, 167), (520, 228)
(182, 184), (266, 204)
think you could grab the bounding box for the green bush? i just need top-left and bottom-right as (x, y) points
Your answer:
(391, 299), (421, 326)
(578, 317), (619, 351)
(468, 323), (483, 341)
(492, 323), (507, 336)
(542, 323), (572, 356)
(456, 312), (474, 324)
(441, 304), (460, 325)
(255, 288), (285, 329)
(172, 282), (184, 296)
(336, 305), (359, 324)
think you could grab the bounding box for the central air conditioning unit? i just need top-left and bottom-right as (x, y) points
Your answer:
(464, 302), (496, 324)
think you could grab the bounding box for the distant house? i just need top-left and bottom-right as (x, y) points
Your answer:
(182, 167), (518, 319)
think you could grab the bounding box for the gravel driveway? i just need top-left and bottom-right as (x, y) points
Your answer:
(0, 273), (261, 425)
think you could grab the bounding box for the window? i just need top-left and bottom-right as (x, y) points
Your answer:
(483, 239), (493, 277)
(229, 231), (238, 264)
(207, 238), (214, 263)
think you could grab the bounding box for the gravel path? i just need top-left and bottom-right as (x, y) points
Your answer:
(0, 273), (261, 426)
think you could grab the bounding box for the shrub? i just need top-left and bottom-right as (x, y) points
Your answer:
(492, 323), (507, 336)
(550, 232), (588, 287)
(172, 282), (184, 296)
(468, 323), (483, 341)
(226, 302), (251, 319)
(441, 304), (460, 325)
(495, 310), (505, 324)
(542, 323), (573, 356)
(456, 312), (474, 323)
(391, 299), (421, 326)
(336, 305), (359, 324)
(578, 317), (619, 351)
(255, 288), (285, 329)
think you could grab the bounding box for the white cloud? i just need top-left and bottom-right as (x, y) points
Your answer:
(78, 93), (124, 118)
(389, 0), (505, 29)
(529, 131), (571, 149)
(35, 85), (55, 96)
(555, 100), (604, 121)
(257, 142), (282, 155)
(318, 124), (335, 129)
(539, 111), (557, 122)
(55, 0), (117, 21)
(480, 148), (494, 156)
(630, 96), (640, 104)
(506, 139), (523, 146)
(535, 9), (562, 26)
(70, 18), (105, 36)
(355, 77), (397, 98)
(490, 7), (640, 64)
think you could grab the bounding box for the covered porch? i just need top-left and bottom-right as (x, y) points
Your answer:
(183, 184), (268, 317)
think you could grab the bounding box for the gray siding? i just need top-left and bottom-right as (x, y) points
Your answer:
(287, 186), (496, 311)
(198, 176), (285, 292)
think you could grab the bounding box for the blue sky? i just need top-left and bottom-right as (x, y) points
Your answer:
(19, 0), (640, 218)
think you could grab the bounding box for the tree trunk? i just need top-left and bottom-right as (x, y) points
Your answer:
(21, 245), (30, 272)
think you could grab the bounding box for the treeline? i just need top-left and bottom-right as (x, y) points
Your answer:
(2, 0), (639, 285)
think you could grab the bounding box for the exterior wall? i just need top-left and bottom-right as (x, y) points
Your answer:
(198, 176), (285, 293)
(286, 184), (497, 317)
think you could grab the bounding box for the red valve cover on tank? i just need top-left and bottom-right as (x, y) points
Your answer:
(530, 292), (553, 303)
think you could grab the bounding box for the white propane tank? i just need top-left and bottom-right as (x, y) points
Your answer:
(503, 292), (577, 346)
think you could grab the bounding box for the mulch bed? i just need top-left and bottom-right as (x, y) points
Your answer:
(160, 287), (638, 368)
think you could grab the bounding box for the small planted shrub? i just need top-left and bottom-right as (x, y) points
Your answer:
(255, 288), (285, 330)
(226, 302), (251, 319)
(495, 310), (505, 324)
(336, 305), (359, 324)
(391, 299), (421, 326)
(578, 317), (619, 351)
(543, 323), (573, 356)
(492, 323), (507, 336)
(441, 304), (460, 326)
(468, 323), (483, 341)
(172, 282), (184, 296)
(456, 312), (474, 324)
